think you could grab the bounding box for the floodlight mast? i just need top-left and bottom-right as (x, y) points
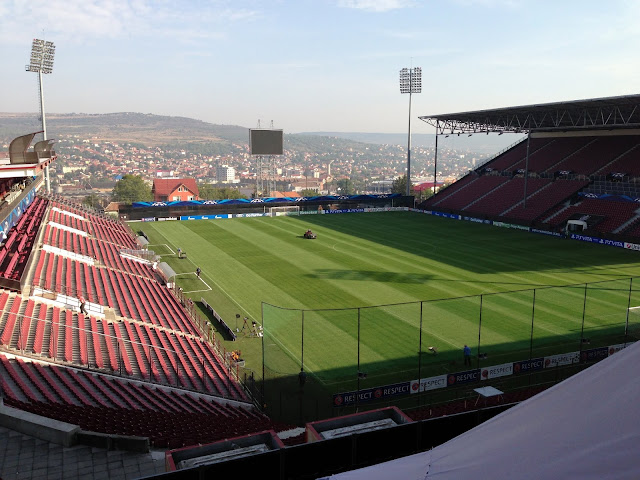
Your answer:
(26, 39), (56, 193)
(399, 67), (421, 197)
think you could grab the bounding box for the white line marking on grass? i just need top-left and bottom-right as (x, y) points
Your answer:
(184, 272), (213, 294)
(185, 288), (213, 294)
(148, 244), (174, 254)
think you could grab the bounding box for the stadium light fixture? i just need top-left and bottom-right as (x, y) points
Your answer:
(399, 67), (421, 197)
(26, 38), (56, 193)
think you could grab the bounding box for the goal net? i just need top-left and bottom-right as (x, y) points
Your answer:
(269, 205), (300, 217)
(627, 306), (640, 339)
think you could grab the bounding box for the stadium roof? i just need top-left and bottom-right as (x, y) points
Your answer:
(419, 94), (640, 135)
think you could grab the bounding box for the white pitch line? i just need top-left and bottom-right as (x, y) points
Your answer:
(148, 243), (174, 255)
(163, 241), (324, 385)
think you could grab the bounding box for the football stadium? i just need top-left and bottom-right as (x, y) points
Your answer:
(0, 94), (640, 479)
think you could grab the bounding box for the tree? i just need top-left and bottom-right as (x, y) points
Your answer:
(391, 175), (414, 195)
(82, 194), (106, 209)
(198, 183), (247, 200)
(335, 178), (355, 195)
(299, 188), (318, 197)
(198, 183), (217, 200)
(112, 174), (152, 203)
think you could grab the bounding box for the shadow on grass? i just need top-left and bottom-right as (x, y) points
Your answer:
(258, 325), (638, 425)
(292, 212), (640, 275)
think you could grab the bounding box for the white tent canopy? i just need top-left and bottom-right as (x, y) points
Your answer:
(325, 341), (640, 480)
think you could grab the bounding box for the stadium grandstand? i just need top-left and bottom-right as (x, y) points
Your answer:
(0, 132), (290, 477)
(1, 93), (640, 479)
(419, 94), (640, 241)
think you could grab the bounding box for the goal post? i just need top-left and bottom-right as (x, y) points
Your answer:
(626, 306), (640, 338)
(269, 205), (300, 217)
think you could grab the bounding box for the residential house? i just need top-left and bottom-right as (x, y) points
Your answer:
(152, 178), (200, 202)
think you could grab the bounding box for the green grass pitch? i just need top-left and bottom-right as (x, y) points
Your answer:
(137, 212), (640, 392)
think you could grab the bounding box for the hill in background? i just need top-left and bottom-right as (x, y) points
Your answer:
(0, 112), (377, 156)
(304, 131), (520, 153)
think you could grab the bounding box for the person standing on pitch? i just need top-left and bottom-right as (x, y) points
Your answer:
(463, 344), (472, 366)
(196, 267), (201, 277)
(177, 247), (182, 258)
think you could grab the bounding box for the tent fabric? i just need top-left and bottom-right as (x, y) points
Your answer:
(325, 341), (640, 480)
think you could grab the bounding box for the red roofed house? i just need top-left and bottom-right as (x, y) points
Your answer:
(152, 178), (200, 202)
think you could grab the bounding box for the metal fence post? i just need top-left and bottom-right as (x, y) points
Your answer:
(529, 289), (536, 361)
(580, 283), (588, 353)
(417, 300), (423, 388)
(625, 277), (633, 343)
(356, 307), (361, 413)
(476, 295), (483, 370)
(261, 302), (266, 407)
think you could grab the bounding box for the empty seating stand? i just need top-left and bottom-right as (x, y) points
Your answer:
(2, 195), (258, 446)
(464, 177), (550, 217)
(0, 197), (48, 281)
(547, 198), (640, 234)
(0, 353), (282, 447)
(506, 179), (590, 222)
(0, 290), (246, 401)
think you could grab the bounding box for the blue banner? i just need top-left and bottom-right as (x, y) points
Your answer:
(530, 228), (563, 237)
(133, 193), (401, 208)
(432, 211), (460, 220)
(570, 234), (624, 248)
(180, 214), (230, 221)
(234, 213), (269, 218)
(446, 369), (480, 386)
(332, 381), (411, 407)
(512, 358), (544, 374)
(0, 190), (35, 241)
(580, 347), (609, 363)
(324, 208), (365, 214)
(462, 216), (491, 225)
(578, 192), (640, 203)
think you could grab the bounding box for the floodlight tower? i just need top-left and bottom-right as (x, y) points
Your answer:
(26, 38), (56, 193)
(399, 67), (421, 197)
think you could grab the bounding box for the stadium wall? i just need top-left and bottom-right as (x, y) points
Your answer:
(121, 194), (411, 221)
(129, 206), (410, 223)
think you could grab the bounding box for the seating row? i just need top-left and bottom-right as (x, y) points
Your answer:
(48, 207), (138, 249)
(0, 197), (48, 280)
(0, 292), (245, 400)
(0, 353), (276, 447)
(549, 198), (640, 234)
(34, 251), (199, 336)
(42, 224), (155, 278)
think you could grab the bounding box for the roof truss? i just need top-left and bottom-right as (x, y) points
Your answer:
(419, 94), (640, 135)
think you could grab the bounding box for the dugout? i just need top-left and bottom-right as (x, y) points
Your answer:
(121, 194), (408, 221)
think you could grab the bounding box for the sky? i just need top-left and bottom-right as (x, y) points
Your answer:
(1, 0), (639, 134)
